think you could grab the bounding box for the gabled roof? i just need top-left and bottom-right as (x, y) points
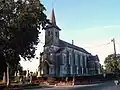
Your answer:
(59, 40), (91, 54)
(44, 8), (61, 30)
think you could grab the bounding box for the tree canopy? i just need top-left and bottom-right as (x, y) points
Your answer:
(104, 54), (120, 74)
(0, 0), (48, 73)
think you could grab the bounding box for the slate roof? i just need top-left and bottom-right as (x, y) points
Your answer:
(59, 40), (91, 54)
(44, 23), (61, 30)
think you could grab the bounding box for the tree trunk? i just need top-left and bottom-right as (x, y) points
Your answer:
(3, 72), (7, 83)
(7, 65), (10, 86)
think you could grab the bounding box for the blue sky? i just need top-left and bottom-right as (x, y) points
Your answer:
(20, 0), (120, 71)
(41, 0), (120, 40)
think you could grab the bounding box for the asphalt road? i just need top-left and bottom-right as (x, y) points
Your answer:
(70, 81), (120, 90)
(24, 81), (120, 90)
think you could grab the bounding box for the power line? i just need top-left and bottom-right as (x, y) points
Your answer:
(83, 42), (111, 49)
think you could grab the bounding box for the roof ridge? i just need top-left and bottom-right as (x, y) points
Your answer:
(59, 39), (91, 54)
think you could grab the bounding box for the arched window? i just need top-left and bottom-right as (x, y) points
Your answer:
(51, 31), (53, 36)
(70, 54), (73, 65)
(55, 32), (59, 37)
(82, 55), (85, 68)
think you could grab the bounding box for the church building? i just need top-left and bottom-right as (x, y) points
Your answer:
(38, 8), (101, 77)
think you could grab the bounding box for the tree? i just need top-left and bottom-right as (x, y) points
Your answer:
(10, 64), (23, 77)
(0, 0), (48, 85)
(104, 54), (120, 74)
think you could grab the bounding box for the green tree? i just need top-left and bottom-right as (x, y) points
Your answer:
(0, 0), (48, 84)
(104, 54), (120, 74)
(10, 64), (23, 76)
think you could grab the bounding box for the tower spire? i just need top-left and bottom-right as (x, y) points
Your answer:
(50, 0), (56, 25)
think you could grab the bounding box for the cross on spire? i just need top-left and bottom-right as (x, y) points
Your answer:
(49, 0), (61, 30)
(52, 0), (55, 9)
(50, 0), (56, 25)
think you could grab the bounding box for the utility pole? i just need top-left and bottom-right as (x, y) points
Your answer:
(111, 38), (117, 60)
(111, 38), (119, 80)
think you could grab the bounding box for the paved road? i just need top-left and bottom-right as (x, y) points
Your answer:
(24, 81), (120, 90)
(70, 81), (120, 90)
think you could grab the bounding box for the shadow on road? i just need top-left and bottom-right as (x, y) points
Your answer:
(69, 81), (119, 90)
(40, 85), (54, 88)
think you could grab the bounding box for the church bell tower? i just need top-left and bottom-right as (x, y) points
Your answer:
(44, 8), (61, 47)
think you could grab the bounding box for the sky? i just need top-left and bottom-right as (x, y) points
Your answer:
(20, 0), (120, 72)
